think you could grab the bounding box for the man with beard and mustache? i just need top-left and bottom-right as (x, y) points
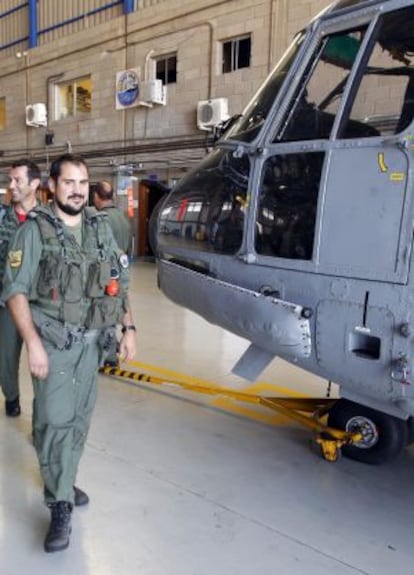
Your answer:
(2, 153), (136, 553)
(0, 159), (41, 417)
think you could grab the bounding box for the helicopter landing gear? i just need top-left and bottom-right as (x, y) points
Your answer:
(327, 399), (408, 464)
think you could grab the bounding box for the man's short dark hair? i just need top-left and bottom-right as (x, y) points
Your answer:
(49, 153), (89, 183)
(11, 158), (41, 184)
(95, 180), (114, 201)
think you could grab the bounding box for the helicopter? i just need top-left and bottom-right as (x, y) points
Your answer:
(152, 0), (414, 464)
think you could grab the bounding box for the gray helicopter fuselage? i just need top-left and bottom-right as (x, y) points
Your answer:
(155, 0), (414, 421)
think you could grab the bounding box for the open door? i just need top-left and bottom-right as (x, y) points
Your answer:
(139, 179), (170, 257)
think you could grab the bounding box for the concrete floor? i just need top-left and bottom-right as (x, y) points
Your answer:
(1, 261), (413, 575)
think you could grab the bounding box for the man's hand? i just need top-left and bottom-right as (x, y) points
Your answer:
(118, 330), (136, 362)
(27, 337), (49, 380)
(7, 293), (49, 380)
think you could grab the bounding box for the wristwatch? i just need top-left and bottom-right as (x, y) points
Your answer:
(121, 325), (136, 333)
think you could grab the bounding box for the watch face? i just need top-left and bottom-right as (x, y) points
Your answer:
(119, 254), (129, 268)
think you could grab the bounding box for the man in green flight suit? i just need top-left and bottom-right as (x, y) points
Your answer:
(93, 179), (132, 366)
(3, 153), (136, 553)
(93, 180), (131, 254)
(0, 159), (41, 417)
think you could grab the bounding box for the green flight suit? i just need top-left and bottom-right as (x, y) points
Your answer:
(102, 205), (131, 254)
(0, 204), (24, 401)
(2, 205), (130, 504)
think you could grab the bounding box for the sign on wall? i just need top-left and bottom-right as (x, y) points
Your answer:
(115, 67), (141, 109)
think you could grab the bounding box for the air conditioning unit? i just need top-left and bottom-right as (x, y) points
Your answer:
(197, 98), (229, 130)
(140, 79), (167, 105)
(25, 103), (47, 127)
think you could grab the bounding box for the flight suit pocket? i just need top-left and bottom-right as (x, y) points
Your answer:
(87, 296), (122, 328)
(62, 262), (82, 303)
(37, 257), (61, 297)
(86, 261), (111, 297)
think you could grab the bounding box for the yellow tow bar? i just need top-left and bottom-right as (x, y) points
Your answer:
(99, 366), (363, 462)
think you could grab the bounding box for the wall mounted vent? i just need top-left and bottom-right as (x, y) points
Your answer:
(25, 103), (47, 127)
(197, 98), (229, 130)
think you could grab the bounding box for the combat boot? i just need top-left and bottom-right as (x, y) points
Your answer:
(44, 501), (73, 553)
(5, 396), (21, 417)
(74, 485), (89, 506)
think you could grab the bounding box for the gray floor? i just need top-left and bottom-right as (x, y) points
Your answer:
(1, 262), (413, 575)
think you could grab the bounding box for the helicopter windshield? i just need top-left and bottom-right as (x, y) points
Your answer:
(275, 28), (368, 142)
(223, 33), (304, 143)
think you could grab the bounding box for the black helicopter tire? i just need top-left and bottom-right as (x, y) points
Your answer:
(327, 399), (408, 464)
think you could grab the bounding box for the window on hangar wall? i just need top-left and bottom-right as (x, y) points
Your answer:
(55, 76), (92, 120)
(222, 35), (251, 73)
(156, 54), (177, 85)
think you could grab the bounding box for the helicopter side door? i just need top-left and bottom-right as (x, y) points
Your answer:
(318, 6), (414, 284)
(251, 7), (414, 410)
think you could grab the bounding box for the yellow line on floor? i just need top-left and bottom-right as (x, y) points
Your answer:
(126, 359), (305, 397)
(124, 359), (307, 426)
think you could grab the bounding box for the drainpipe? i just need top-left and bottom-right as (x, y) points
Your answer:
(45, 73), (64, 171)
(28, 0), (38, 49)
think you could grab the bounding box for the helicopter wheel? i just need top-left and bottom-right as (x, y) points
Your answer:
(327, 399), (408, 464)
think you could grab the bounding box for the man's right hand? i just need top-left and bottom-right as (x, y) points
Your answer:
(27, 338), (49, 380)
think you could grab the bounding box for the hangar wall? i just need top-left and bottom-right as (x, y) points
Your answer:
(0, 0), (328, 183)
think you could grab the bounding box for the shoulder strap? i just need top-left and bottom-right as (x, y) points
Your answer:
(29, 206), (67, 258)
(84, 207), (109, 261)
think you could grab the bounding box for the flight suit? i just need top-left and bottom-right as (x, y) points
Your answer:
(2, 205), (130, 504)
(0, 204), (24, 402)
(102, 205), (131, 254)
(100, 205), (131, 364)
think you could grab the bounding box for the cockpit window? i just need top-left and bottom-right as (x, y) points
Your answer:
(275, 28), (368, 142)
(223, 34), (304, 143)
(158, 149), (249, 256)
(255, 152), (324, 260)
(340, 5), (414, 137)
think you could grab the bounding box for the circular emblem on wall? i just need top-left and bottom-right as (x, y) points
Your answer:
(116, 69), (140, 107)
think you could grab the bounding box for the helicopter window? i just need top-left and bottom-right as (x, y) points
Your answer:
(340, 6), (414, 138)
(158, 149), (249, 256)
(255, 152), (324, 260)
(276, 28), (367, 142)
(223, 33), (304, 143)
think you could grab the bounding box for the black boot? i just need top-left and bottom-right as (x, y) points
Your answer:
(5, 396), (21, 417)
(44, 501), (73, 553)
(74, 486), (89, 506)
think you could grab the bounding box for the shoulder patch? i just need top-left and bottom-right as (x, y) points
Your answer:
(8, 249), (23, 268)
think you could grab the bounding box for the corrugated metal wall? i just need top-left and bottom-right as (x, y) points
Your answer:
(38, 1), (124, 45)
(0, 1), (28, 56)
(0, 0), (149, 57)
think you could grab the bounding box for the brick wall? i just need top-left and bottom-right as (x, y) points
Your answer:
(0, 0), (331, 177)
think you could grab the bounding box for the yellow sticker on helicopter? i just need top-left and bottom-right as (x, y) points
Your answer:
(378, 152), (388, 173)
